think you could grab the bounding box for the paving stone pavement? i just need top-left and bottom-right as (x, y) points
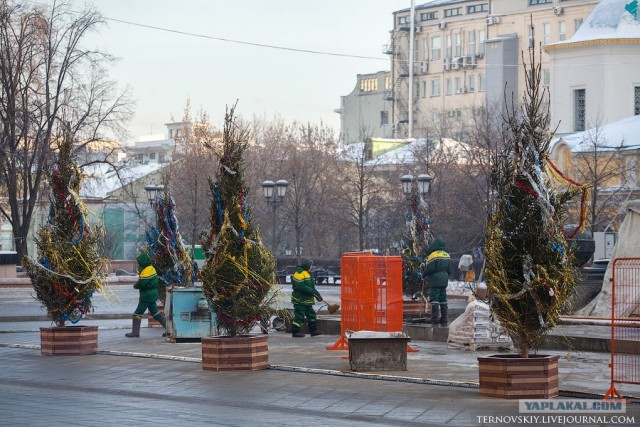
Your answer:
(1, 322), (639, 427)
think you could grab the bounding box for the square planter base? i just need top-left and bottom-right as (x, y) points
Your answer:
(40, 326), (98, 356)
(478, 354), (559, 398)
(202, 335), (269, 371)
(349, 335), (411, 371)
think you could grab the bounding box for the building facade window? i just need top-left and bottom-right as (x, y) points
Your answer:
(543, 69), (550, 87)
(444, 7), (462, 17)
(574, 89), (586, 131)
(415, 82), (420, 98)
(479, 74), (486, 92)
(454, 76), (461, 93)
(478, 29), (486, 55)
(624, 156), (638, 186)
(454, 33), (462, 56)
(420, 11), (437, 21)
(422, 38), (428, 61)
(467, 30), (476, 55)
(360, 78), (378, 92)
(468, 74), (475, 92)
(446, 78), (452, 95)
(530, 0), (551, 4)
(398, 16), (410, 25)
(431, 36), (441, 60)
(467, 4), (488, 14)
(380, 111), (389, 125)
(575, 18), (583, 32)
(446, 34), (452, 58)
(385, 76), (392, 90)
(422, 81), (427, 98)
(149, 152), (156, 160)
(559, 21), (566, 41)
(431, 79), (441, 96)
(635, 86), (640, 115)
(543, 23), (551, 45)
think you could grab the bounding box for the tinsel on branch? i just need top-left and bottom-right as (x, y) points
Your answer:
(145, 192), (193, 305)
(199, 105), (277, 337)
(484, 47), (585, 357)
(401, 186), (432, 299)
(24, 135), (108, 327)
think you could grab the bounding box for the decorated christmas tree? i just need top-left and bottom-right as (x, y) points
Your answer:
(145, 191), (193, 304)
(401, 184), (432, 299)
(200, 106), (277, 337)
(484, 48), (585, 357)
(24, 136), (108, 327)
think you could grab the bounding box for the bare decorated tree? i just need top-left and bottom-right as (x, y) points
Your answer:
(0, 0), (132, 261)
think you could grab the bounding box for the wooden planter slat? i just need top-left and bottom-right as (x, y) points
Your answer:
(478, 354), (559, 399)
(40, 326), (98, 356)
(202, 335), (269, 371)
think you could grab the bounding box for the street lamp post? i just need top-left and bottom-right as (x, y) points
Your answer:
(144, 184), (165, 208)
(261, 179), (288, 254)
(399, 173), (432, 300)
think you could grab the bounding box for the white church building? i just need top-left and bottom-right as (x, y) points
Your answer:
(546, 0), (640, 136)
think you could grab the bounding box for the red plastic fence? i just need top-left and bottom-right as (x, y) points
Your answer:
(326, 253), (405, 350)
(604, 257), (640, 400)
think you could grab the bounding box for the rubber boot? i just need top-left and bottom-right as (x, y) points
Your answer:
(292, 326), (305, 338)
(125, 317), (141, 338)
(428, 305), (439, 324)
(309, 322), (324, 337)
(157, 315), (170, 337)
(439, 305), (448, 325)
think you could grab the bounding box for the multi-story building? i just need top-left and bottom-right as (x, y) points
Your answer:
(386, 0), (600, 139)
(335, 71), (393, 143)
(125, 121), (190, 164)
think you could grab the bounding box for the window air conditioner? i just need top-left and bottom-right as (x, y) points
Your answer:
(438, 21), (447, 29)
(553, 6), (564, 16)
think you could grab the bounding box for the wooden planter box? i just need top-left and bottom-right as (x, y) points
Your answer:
(147, 305), (165, 327)
(202, 335), (269, 371)
(478, 354), (559, 399)
(40, 325), (98, 356)
(403, 300), (428, 317)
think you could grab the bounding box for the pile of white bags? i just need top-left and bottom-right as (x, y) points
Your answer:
(447, 298), (513, 351)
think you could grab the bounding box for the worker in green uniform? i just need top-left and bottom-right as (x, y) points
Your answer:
(425, 238), (451, 325)
(291, 260), (324, 338)
(125, 252), (168, 338)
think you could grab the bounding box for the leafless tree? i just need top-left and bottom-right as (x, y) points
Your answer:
(335, 138), (391, 252)
(570, 121), (640, 232)
(169, 104), (220, 249)
(0, 0), (132, 261)
(249, 119), (339, 261)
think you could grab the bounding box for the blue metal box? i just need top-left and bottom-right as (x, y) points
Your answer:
(166, 286), (216, 341)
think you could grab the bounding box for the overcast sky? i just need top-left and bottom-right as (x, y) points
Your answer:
(59, 0), (408, 142)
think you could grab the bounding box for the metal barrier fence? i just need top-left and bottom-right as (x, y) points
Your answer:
(604, 257), (640, 400)
(326, 253), (404, 350)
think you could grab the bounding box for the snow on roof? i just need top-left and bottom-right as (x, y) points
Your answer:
(553, 115), (640, 152)
(552, 0), (640, 45)
(79, 162), (164, 200)
(338, 138), (470, 166)
(397, 0), (462, 13)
